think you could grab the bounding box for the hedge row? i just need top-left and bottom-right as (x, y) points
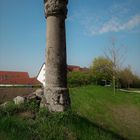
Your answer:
(67, 71), (96, 87)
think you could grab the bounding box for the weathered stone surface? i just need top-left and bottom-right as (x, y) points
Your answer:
(45, 16), (67, 88)
(13, 96), (25, 105)
(44, 87), (70, 112)
(40, 96), (47, 108)
(44, 0), (70, 112)
(26, 94), (37, 100)
(23, 89), (42, 100)
(33, 88), (44, 98)
(44, 0), (68, 18)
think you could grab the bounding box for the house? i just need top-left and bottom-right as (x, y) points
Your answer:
(0, 71), (41, 87)
(37, 63), (46, 87)
(37, 63), (88, 86)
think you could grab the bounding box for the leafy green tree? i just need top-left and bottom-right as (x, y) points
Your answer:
(90, 57), (113, 85)
(119, 66), (140, 88)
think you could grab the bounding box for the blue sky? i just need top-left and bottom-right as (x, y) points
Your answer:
(0, 0), (140, 77)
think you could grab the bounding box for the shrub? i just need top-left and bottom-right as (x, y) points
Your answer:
(24, 100), (40, 113)
(68, 71), (96, 87)
(0, 101), (19, 117)
(0, 99), (40, 118)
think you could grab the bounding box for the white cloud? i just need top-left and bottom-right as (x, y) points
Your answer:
(90, 14), (140, 35)
(69, 0), (140, 36)
(121, 15), (140, 30)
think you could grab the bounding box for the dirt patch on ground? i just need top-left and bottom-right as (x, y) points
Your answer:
(18, 111), (36, 119)
(0, 87), (37, 104)
(111, 105), (140, 140)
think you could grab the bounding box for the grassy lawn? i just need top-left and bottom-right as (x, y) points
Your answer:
(0, 85), (140, 140)
(70, 85), (140, 140)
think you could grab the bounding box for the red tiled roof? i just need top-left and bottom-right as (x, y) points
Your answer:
(0, 71), (41, 85)
(0, 71), (29, 80)
(67, 65), (81, 72)
(0, 78), (40, 85)
(67, 65), (81, 68)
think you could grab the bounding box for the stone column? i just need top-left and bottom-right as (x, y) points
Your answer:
(44, 0), (70, 112)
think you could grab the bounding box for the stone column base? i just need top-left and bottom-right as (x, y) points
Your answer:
(44, 87), (70, 112)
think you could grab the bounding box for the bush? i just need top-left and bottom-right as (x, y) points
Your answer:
(0, 102), (25, 117)
(0, 99), (40, 118)
(68, 71), (96, 87)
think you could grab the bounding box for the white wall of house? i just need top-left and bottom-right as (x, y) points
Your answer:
(37, 64), (45, 87)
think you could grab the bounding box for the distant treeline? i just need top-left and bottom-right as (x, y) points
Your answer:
(67, 57), (140, 88)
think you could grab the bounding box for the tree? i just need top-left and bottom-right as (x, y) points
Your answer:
(104, 37), (125, 94)
(119, 66), (133, 88)
(132, 74), (140, 88)
(90, 57), (113, 85)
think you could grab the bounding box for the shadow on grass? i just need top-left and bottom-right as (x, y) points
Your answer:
(69, 113), (127, 140)
(0, 105), (128, 140)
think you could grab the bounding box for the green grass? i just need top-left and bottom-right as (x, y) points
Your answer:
(70, 85), (140, 140)
(0, 105), (122, 140)
(0, 85), (140, 140)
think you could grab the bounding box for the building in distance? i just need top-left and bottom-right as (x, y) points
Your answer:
(37, 63), (89, 87)
(0, 71), (41, 87)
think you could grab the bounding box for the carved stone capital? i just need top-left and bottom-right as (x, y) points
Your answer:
(44, 0), (68, 18)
